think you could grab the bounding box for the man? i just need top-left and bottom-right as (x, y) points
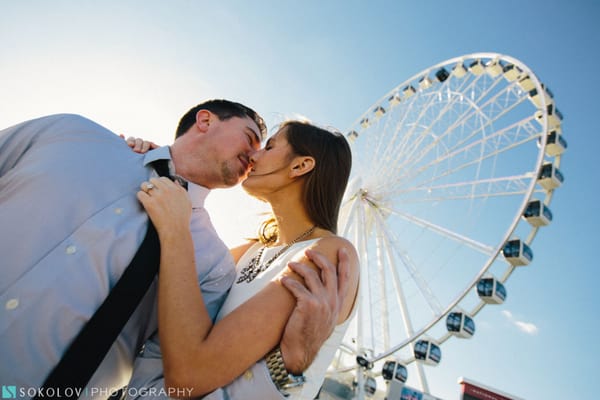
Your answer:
(0, 100), (347, 398)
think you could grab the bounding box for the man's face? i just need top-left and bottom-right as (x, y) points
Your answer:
(208, 115), (262, 187)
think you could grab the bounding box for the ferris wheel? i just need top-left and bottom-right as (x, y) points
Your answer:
(325, 53), (566, 399)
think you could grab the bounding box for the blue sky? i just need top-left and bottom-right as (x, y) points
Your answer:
(1, 1), (597, 399)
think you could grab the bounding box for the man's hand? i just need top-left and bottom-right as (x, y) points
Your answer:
(278, 248), (351, 374)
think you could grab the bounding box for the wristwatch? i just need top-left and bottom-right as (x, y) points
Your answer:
(265, 346), (306, 396)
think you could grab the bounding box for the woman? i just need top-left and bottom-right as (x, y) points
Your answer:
(137, 121), (360, 399)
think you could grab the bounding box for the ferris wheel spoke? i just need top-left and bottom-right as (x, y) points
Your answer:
(390, 174), (536, 205)
(391, 81), (529, 178)
(437, 83), (529, 156)
(373, 83), (467, 178)
(376, 212), (419, 340)
(374, 118), (541, 195)
(340, 195), (364, 238)
(388, 208), (495, 256)
(385, 72), (505, 176)
(384, 132), (538, 197)
(395, 115), (539, 187)
(374, 232), (391, 349)
(367, 97), (428, 179)
(374, 211), (445, 317)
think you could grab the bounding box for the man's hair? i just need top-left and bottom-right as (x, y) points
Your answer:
(175, 99), (267, 140)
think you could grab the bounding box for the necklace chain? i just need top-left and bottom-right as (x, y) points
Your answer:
(236, 225), (317, 284)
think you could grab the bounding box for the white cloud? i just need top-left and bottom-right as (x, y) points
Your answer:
(502, 309), (539, 336)
(514, 321), (539, 335)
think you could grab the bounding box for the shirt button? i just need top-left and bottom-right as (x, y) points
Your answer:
(66, 245), (77, 255)
(114, 207), (124, 215)
(243, 370), (253, 380)
(5, 298), (19, 310)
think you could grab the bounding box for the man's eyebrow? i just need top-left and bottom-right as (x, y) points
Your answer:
(245, 126), (261, 144)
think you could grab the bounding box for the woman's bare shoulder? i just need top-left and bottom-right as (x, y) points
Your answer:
(310, 236), (358, 261)
(229, 240), (258, 264)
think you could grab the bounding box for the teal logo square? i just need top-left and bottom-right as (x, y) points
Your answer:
(1, 386), (16, 399)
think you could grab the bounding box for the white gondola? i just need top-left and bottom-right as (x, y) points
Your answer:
(452, 62), (467, 78)
(388, 93), (401, 106)
(535, 102), (563, 130)
(446, 311), (476, 338)
(364, 376), (377, 396)
(382, 360), (407, 400)
(382, 360), (408, 383)
(414, 339), (441, 366)
(502, 238), (533, 266)
(477, 276), (507, 304)
(517, 74), (536, 91)
(346, 130), (359, 142)
(502, 62), (523, 81)
(356, 353), (374, 370)
(403, 85), (416, 98)
(468, 59), (484, 75)
(542, 130), (568, 157)
(528, 84), (554, 108)
(419, 76), (432, 89)
(523, 199), (553, 227)
(435, 67), (450, 82)
(360, 118), (370, 129)
(538, 162), (564, 190)
(485, 59), (503, 77)
(374, 106), (386, 118)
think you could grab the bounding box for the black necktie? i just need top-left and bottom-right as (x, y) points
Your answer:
(151, 159), (188, 189)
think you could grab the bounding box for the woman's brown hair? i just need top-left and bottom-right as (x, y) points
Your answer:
(258, 121), (352, 244)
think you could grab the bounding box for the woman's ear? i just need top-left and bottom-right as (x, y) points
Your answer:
(195, 110), (212, 133)
(289, 156), (315, 178)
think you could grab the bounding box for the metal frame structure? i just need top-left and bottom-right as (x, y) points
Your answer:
(327, 53), (565, 398)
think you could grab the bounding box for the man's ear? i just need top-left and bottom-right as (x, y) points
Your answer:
(289, 156), (315, 178)
(195, 110), (212, 133)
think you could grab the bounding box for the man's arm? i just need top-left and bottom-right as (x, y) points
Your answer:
(278, 247), (351, 373)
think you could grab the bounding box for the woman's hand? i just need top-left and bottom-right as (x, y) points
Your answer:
(137, 177), (191, 237)
(120, 134), (159, 154)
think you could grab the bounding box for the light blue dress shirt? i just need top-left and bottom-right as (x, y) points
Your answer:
(0, 114), (236, 398)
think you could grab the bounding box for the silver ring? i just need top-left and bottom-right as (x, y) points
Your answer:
(145, 183), (155, 191)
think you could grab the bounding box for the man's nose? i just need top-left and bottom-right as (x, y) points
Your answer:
(249, 149), (260, 165)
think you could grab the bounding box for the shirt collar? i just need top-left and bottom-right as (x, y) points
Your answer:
(188, 182), (211, 209)
(143, 146), (210, 208)
(143, 146), (172, 167)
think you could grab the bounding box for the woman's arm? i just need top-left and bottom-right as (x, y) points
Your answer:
(137, 177), (359, 397)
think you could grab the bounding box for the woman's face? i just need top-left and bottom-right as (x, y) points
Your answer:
(241, 128), (295, 199)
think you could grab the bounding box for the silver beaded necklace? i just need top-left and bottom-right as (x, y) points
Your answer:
(236, 225), (317, 284)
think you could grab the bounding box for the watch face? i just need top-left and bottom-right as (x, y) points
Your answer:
(284, 374), (306, 388)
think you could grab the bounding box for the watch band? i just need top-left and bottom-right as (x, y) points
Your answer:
(266, 346), (306, 395)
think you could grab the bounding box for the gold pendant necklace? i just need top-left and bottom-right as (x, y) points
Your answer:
(236, 225), (317, 284)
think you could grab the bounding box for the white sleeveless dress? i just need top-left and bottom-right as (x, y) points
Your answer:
(217, 239), (356, 400)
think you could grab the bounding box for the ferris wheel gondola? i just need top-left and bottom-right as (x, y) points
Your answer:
(477, 276), (507, 305)
(538, 162), (564, 190)
(324, 53), (566, 399)
(523, 200), (553, 227)
(540, 130), (567, 157)
(502, 238), (533, 266)
(446, 311), (475, 339)
(413, 339), (441, 366)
